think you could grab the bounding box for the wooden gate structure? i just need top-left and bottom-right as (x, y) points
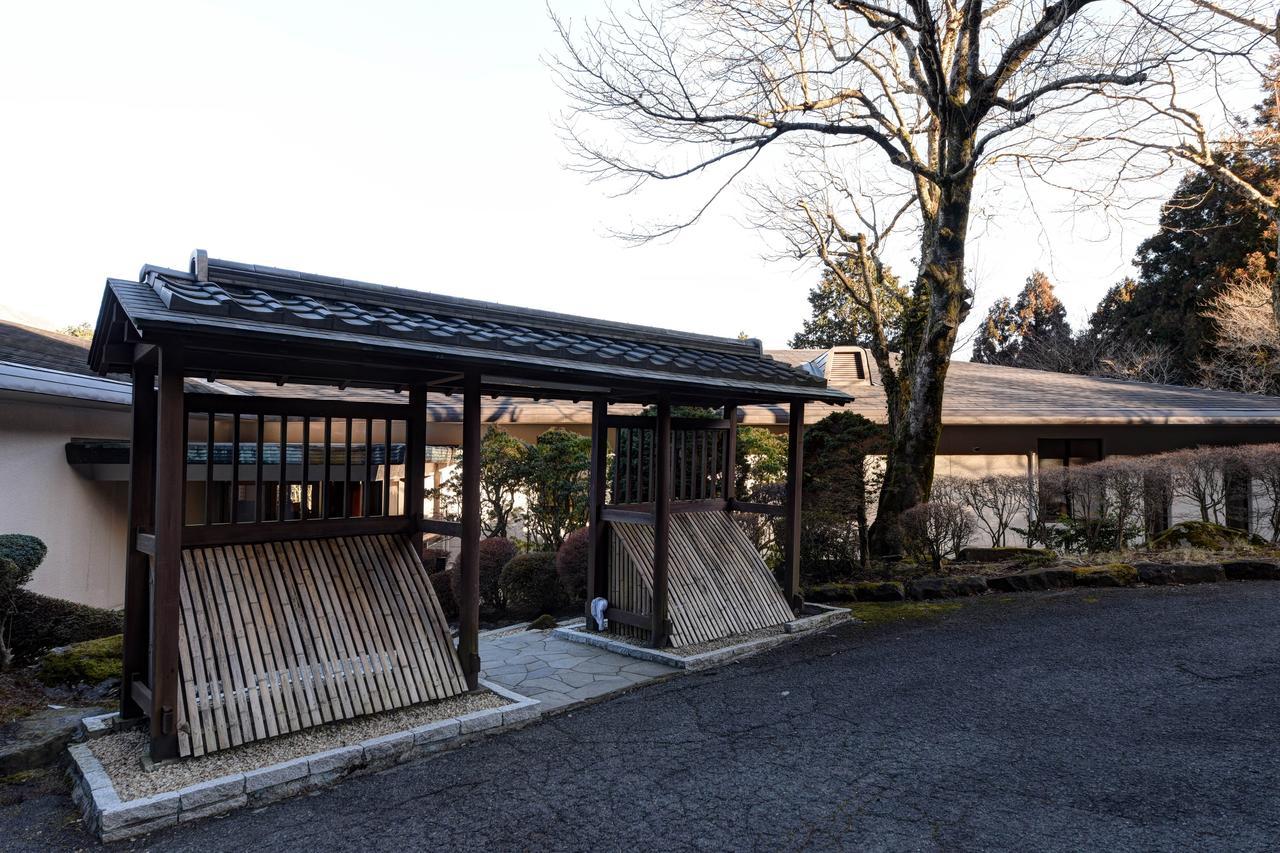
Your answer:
(89, 250), (851, 761)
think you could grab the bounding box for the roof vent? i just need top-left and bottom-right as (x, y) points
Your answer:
(823, 346), (870, 386)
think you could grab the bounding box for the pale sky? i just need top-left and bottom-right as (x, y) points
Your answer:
(0, 1), (1184, 352)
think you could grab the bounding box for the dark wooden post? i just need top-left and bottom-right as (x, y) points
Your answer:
(651, 396), (672, 648)
(783, 400), (805, 612)
(121, 357), (156, 719)
(150, 350), (184, 761)
(406, 386), (427, 556)
(722, 401), (737, 503)
(457, 371), (482, 688)
(585, 398), (609, 629)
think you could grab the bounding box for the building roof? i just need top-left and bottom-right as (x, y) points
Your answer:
(89, 251), (851, 406)
(0, 320), (94, 376)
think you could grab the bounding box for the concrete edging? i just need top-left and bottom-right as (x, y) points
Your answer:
(552, 603), (851, 671)
(68, 682), (541, 842)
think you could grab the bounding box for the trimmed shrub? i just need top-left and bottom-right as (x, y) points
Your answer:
(429, 570), (458, 620)
(6, 589), (123, 663)
(0, 535), (47, 576)
(500, 552), (563, 617)
(38, 634), (123, 686)
(451, 537), (519, 613)
(556, 528), (589, 603)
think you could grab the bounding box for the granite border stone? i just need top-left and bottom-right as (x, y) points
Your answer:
(67, 686), (543, 842)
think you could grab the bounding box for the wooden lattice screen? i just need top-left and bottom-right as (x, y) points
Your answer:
(608, 512), (794, 648)
(176, 534), (466, 757)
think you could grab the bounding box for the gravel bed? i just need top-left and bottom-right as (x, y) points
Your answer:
(91, 690), (504, 802)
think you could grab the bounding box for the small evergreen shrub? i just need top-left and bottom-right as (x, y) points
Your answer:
(451, 537), (519, 612)
(429, 570), (458, 620)
(6, 589), (123, 663)
(556, 528), (589, 603)
(0, 535), (47, 576)
(499, 552), (563, 617)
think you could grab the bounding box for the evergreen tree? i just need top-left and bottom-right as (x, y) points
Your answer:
(790, 258), (904, 350)
(971, 271), (1072, 366)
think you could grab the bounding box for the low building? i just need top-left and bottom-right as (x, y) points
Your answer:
(4, 326), (1280, 610)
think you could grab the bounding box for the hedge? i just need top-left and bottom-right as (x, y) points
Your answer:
(499, 552), (563, 617)
(6, 589), (123, 663)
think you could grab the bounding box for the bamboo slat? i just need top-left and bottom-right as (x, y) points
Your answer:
(607, 511), (793, 648)
(176, 533), (467, 757)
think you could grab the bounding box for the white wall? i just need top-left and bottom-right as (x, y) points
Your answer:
(0, 398), (130, 608)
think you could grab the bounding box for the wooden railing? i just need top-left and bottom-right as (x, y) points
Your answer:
(607, 415), (732, 507)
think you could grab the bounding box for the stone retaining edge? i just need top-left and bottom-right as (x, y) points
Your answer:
(68, 686), (542, 843)
(552, 603), (852, 671)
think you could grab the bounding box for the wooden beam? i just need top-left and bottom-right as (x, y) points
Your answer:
(406, 387), (427, 560)
(585, 398), (609, 630)
(729, 499), (786, 517)
(150, 351), (183, 761)
(184, 392), (413, 420)
(601, 507), (655, 525)
(135, 532), (156, 555)
(723, 402), (738, 502)
(605, 415), (733, 431)
(604, 606), (659, 631)
(783, 400), (805, 611)
(182, 515), (409, 547)
(651, 396), (672, 649)
(130, 679), (153, 715)
(458, 371), (482, 688)
(420, 517), (463, 537)
(121, 363), (156, 720)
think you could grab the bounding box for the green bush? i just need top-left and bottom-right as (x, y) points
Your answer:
(429, 570), (458, 620)
(556, 528), (589, 603)
(0, 535), (47, 576)
(38, 634), (123, 686)
(452, 537), (519, 613)
(6, 589), (123, 663)
(500, 552), (563, 617)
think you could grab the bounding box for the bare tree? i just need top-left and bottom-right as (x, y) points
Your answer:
(955, 474), (1023, 547)
(552, 0), (1209, 559)
(1103, 1), (1280, 327)
(1199, 255), (1280, 394)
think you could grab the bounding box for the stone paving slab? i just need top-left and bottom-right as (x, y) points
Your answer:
(479, 626), (678, 711)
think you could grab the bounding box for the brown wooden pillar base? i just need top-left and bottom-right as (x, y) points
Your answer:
(783, 400), (805, 612)
(651, 396), (672, 648)
(458, 371), (482, 688)
(121, 359), (156, 719)
(585, 398), (609, 630)
(149, 351), (183, 761)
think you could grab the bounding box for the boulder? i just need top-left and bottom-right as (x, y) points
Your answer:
(956, 546), (1055, 563)
(852, 581), (906, 602)
(1149, 521), (1267, 551)
(906, 576), (987, 600)
(1223, 560), (1280, 581)
(1072, 564), (1138, 588)
(987, 568), (1076, 593)
(0, 706), (108, 774)
(1135, 562), (1225, 585)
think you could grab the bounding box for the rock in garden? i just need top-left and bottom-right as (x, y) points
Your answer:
(1072, 564), (1138, 588)
(987, 568), (1075, 593)
(1148, 521), (1267, 551)
(852, 581), (905, 602)
(906, 576), (987, 600)
(1135, 562), (1225, 585)
(1223, 560), (1280, 581)
(956, 546), (1054, 564)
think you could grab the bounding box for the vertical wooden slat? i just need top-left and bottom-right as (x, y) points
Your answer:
(255, 414), (265, 523)
(301, 416), (311, 521)
(586, 399), (609, 628)
(651, 396), (671, 648)
(122, 359), (156, 720)
(150, 351), (184, 761)
(279, 416), (289, 522)
(383, 418), (392, 517)
(323, 417), (332, 519)
(363, 418), (373, 518)
(344, 417), (353, 519)
(406, 390), (427, 555)
(231, 413), (240, 525)
(204, 411), (214, 526)
(783, 400), (805, 611)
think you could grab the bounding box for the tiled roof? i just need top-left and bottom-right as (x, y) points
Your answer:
(0, 320), (94, 376)
(91, 253), (850, 404)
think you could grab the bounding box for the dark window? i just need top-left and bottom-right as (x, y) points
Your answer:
(1038, 439), (1102, 517)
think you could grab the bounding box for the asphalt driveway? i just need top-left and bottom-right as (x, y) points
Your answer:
(8, 583), (1280, 852)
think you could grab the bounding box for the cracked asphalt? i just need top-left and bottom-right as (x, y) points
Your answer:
(8, 582), (1280, 852)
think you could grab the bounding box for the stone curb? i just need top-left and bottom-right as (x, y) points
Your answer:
(552, 604), (852, 671)
(68, 687), (543, 843)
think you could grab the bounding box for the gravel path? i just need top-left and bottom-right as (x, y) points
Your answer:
(91, 691), (503, 801)
(6, 583), (1280, 851)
